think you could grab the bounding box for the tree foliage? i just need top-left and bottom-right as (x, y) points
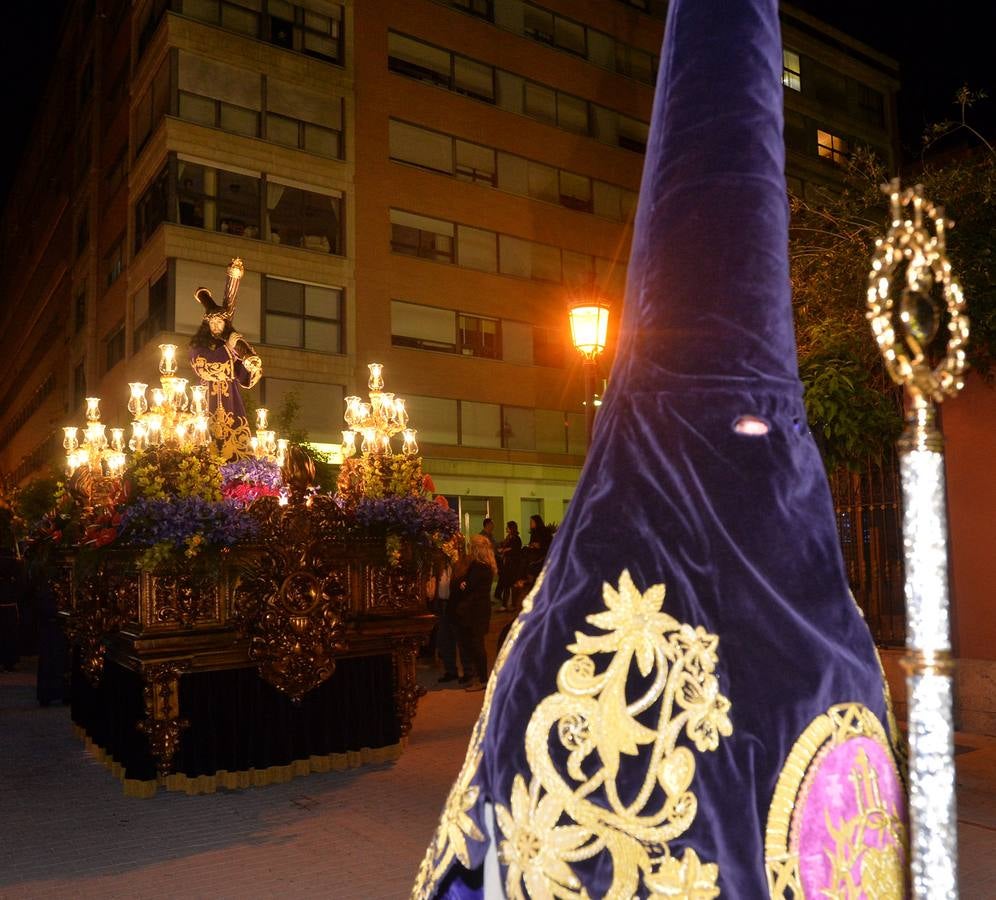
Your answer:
(789, 122), (996, 471)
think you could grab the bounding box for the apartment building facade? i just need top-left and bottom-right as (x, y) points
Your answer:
(0, 0), (899, 535)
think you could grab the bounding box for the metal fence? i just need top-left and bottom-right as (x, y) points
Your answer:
(829, 454), (906, 647)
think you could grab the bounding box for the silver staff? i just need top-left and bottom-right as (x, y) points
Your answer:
(867, 179), (970, 899)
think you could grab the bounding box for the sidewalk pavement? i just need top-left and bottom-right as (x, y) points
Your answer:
(2, 614), (996, 898)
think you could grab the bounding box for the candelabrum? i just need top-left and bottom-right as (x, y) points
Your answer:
(341, 363), (418, 458)
(124, 343), (213, 453)
(250, 406), (288, 466)
(63, 397), (128, 478)
(867, 179), (969, 900)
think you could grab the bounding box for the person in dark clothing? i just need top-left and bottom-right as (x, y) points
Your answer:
(494, 521), (522, 610)
(26, 550), (70, 704)
(0, 553), (23, 671)
(452, 535), (497, 692)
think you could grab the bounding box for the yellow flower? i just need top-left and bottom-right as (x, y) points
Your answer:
(437, 751), (484, 867)
(569, 569), (679, 677)
(495, 775), (591, 900)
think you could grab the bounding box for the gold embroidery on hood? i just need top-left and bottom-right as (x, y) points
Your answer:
(494, 570), (730, 899)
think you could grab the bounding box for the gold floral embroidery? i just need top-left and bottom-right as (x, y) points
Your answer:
(496, 570), (729, 899)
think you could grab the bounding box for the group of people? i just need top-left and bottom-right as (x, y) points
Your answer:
(427, 514), (553, 691)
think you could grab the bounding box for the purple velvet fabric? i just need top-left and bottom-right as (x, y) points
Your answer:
(425, 0), (901, 895)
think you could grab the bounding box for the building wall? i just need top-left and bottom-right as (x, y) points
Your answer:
(0, 0), (912, 571)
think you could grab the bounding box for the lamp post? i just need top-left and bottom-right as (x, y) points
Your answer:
(568, 300), (610, 444)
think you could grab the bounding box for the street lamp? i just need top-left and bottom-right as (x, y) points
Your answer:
(568, 299), (610, 444)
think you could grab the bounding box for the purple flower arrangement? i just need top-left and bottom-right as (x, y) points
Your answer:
(118, 496), (260, 549)
(352, 495), (460, 547)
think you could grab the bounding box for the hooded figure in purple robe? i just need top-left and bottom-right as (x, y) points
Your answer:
(189, 258), (262, 457)
(413, 0), (907, 896)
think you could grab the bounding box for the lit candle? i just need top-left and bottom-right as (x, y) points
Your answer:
(256, 407), (269, 430)
(63, 426), (79, 451)
(128, 383), (148, 417)
(85, 397), (101, 422)
(146, 414), (163, 445)
(194, 416), (209, 445)
(110, 428), (125, 452)
(190, 385), (207, 415)
(151, 388), (166, 410)
(341, 429), (356, 458)
(159, 343), (178, 376)
(402, 428), (419, 456)
(368, 362), (384, 391)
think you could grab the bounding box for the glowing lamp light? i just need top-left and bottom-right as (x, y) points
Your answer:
(568, 301), (611, 360)
(63, 427), (80, 451)
(341, 429), (357, 458)
(128, 383), (149, 417)
(256, 408), (269, 430)
(402, 429), (419, 457)
(159, 343), (178, 376)
(368, 362), (384, 391)
(85, 397), (102, 422)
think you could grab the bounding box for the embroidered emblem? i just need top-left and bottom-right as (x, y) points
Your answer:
(765, 704), (907, 899)
(494, 569), (730, 899)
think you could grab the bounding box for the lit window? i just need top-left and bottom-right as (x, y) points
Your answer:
(783, 49), (801, 91)
(817, 130), (849, 164)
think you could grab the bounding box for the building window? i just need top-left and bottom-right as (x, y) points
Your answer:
(857, 83), (884, 126)
(615, 44), (657, 84)
(817, 129), (849, 165)
(135, 165), (169, 253)
(390, 210), (455, 262)
(133, 59), (170, 156)
(176, 160), (261, 237)
(267, 183), (342, 253)
(262, 377), (344, 442)
(74, 285), (87, 334)
(134, 271), (170, 350)
(263, 276), (343, 353)
(782, 49), (801, 92)
(137, 0), (169, 57)
(391, 301), (458, 353)
(72, 360), (87, 414)
(104, 322), (125, 372)
(389, 33), (453, 89)
(617, 115), (648, 153)
(265, 81), (344, 158)
(105, 238), (125, 287)
(523, 4), (586, 56)
(458, 314), (500, 359)
(446, 0), (493, 20)
(105, 147), (127, 201)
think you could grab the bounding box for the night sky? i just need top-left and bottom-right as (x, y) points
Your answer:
(1, 1), (994, 207)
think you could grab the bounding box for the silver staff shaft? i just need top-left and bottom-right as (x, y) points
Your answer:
(866, 180), (969, 899)
(899, 400), (958, 899)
